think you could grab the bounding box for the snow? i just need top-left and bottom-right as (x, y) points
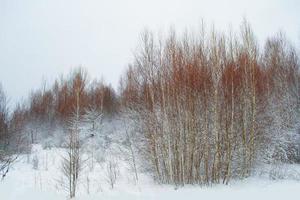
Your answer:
(1, 144), (300, 200)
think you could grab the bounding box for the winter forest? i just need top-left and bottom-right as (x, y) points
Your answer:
(1, 19), (300, 199)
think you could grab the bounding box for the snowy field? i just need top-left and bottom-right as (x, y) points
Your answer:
(1, 145), (300, 200)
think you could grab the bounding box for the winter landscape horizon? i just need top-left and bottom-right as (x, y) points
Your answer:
(1, 0), (300, 199)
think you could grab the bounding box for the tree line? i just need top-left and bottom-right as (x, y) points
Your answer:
(1, 20), (300, 186)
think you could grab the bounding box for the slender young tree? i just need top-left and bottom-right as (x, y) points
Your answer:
(61, 70), (86, 198)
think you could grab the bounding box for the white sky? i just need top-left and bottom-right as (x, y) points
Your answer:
(0, 0), (300, 107)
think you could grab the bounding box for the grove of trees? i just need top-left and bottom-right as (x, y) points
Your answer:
(1, 21), (300, 191)
(120, 21), (300, 185)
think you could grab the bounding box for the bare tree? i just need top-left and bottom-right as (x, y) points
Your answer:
(120, 110), (140, 184)
(105, 158), (119, 189)
(61, 75), (84, 198)
(83, 107), (103, 170)
(0, 83), (18, 179)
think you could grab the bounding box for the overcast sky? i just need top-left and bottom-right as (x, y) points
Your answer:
(0, 0), (300, 107)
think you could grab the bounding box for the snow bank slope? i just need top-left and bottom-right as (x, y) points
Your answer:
(1, 145), (300, 200)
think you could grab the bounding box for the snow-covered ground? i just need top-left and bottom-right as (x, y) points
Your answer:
(1, 144), (300, 200)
